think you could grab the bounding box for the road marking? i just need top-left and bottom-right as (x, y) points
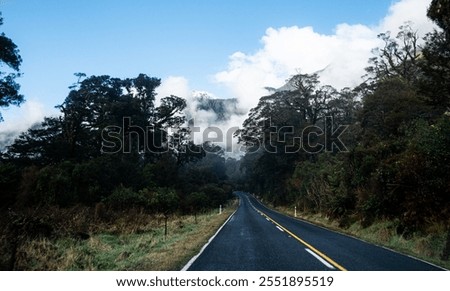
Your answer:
(305, 248), (335, 269)
(181, 208), (238, 271)
(254, 207), (347, 271)
(276, 226), (284, 232)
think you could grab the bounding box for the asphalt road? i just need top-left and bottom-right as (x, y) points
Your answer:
(185, 192), (444, 271)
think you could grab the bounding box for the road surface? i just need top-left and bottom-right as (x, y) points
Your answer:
(185, 192), (444, 271)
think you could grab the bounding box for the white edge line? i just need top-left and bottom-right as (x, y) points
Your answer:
(299, 217), (448, 271)
(305, 248), (335, 270)
(249, 194), (448, 271)
(180, 207), (238, 271)
(276, 226), (284, 232)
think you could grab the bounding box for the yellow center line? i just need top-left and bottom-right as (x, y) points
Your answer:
(256, 208), (347, 271)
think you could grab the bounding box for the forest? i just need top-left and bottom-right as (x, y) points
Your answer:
(234, 1), (450, 262)
(0, 0), (449, 269)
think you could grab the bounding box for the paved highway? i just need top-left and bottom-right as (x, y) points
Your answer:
(185, 192), (444, 271)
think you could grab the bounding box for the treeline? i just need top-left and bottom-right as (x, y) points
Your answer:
(0, 70), (234, 270)
(0, 72), (233, 214)
(0, 15), (238, 270)
(236, 1), (449, 236)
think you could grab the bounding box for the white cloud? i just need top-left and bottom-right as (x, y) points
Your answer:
(0, 100), (49, 132)
(155, 76), (191, 106)
(0, 99), (58, 149)
(153, 0), (437, 157)
(1, 0), (437, 154)
(380, 0), (436, 35)
(156, 76), (243, 154)
(214, 0), (437, 112)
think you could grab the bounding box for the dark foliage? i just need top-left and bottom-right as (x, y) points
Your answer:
(0, 13), (23, 121)
(236, 19), (450, 237)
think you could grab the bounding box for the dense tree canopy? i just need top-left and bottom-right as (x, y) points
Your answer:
(420, 0), (450, 114)
(235, 13), (450, 233)
(0, 5), (448, 261)
(1, 72), (232, 213)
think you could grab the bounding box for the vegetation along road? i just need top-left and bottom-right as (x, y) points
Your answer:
(185, 192), (444, 271)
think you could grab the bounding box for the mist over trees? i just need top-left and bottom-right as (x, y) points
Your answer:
(235, 1), (449, 236)
(0, 65), (235, 269)
(0, 17), (234, 221)
(0, 72), (234, 210)
(0, 0), (449, 269)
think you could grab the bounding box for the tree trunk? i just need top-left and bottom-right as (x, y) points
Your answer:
(164, 216), (168, 239)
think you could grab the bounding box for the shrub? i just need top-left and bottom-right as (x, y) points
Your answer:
(103, 186), (150, 211)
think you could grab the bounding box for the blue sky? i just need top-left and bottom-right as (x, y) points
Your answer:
(1, 1), (391, 105)
(0, 0), (436, 138)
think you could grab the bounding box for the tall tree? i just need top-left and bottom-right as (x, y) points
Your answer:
(364, 23), (422, 87)
(58, 74), (126, 160)
(0, 13), (23, 121)
(420, 0), (450, 113)
(427, 0), (450, 38)
(236, 73), (340, 203)
(6, 74), (191, 165)
(238, 73), (337, 156)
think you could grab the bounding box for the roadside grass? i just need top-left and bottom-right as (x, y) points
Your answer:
(13, 200), (237, 270)
(275, 206), (449, 270)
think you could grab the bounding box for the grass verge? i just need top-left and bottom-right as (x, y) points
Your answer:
(12, 200), (237, 270)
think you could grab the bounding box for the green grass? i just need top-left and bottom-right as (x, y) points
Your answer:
(13, 203), (237, 271)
